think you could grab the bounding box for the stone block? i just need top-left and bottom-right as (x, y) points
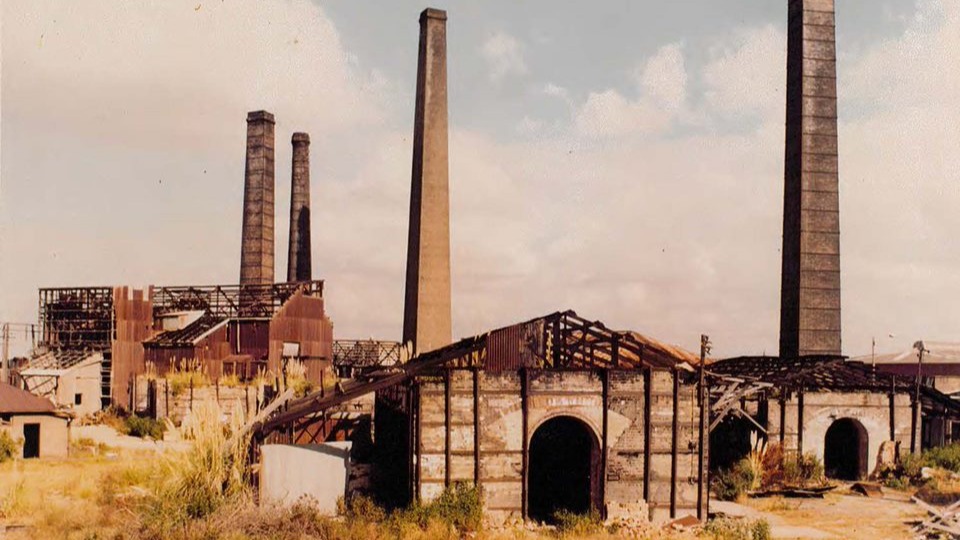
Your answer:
(800, 231), (839, 255)
(798, 308), (841, 331)
(800, 209), (839, 233)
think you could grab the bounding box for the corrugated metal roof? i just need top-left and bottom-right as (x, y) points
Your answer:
(0, 383), (57, 414)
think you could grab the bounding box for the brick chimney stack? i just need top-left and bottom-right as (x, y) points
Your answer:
(287, 132), (312, 282)
(240, 110), (276, 286)
(402, 8), (452, 355)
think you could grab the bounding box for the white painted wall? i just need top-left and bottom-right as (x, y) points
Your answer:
(260, 442), (352, 513)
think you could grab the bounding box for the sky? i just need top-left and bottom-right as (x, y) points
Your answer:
(1, 1), (958, 359)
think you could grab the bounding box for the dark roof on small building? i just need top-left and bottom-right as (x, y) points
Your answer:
(709, 355), (909, 392)
(710, 355), (960, 414)
(0, 383), (57, 414)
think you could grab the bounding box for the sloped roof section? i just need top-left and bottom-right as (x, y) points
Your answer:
(145, 314), (226, 347)
(0, 383), (57, 414)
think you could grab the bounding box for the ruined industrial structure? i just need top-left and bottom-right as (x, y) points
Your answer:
(9, 0), (960, 529)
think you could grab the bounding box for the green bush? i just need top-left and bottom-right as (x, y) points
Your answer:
(704, 517), (771, 540)
(552, 509), (603, 537)
(337, 493), (386, 523)
(713, 459), (757, 500)
(923, 444), (960, 473)
(0, 431), (20, 462)
(122, 415), (166, 440)
(782, 452), (824, 487)
(390, 483), (483, 533)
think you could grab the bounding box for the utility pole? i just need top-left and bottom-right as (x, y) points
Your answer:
(1, 323), (9, 385)
(697, 334), (711, 521)
(912, 340), (929, 453)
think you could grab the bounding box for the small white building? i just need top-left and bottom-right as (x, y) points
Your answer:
(0, 383), (71, 458)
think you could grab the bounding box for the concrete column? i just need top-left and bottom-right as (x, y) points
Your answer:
(779, 0), (841, 357)
(403, 8), (452, 355)
(287, 132), (312, 282)
(240, 110), (276, 285)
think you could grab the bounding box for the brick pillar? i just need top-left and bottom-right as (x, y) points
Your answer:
(240, 110), (276, 285)
(403, 8), (452, 355)
(287, 132), (312, 282)
(779, 0), (841, 357)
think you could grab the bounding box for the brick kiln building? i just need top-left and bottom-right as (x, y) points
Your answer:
(258, 310), (709, 523)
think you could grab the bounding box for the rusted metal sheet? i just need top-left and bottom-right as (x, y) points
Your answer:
(486, 325), (522, 372)
(484, 320), (543, 372)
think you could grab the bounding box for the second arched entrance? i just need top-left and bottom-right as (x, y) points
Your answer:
(824, 417), (869, 480)
(528, 415), (601, 523)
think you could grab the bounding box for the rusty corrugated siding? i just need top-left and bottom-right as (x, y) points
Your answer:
(485, 325), (522, 372)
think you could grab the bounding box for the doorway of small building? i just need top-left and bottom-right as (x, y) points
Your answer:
(824, 418), (868, 480)
(23, 423), (40, 459)
(528, 416), (601, 523)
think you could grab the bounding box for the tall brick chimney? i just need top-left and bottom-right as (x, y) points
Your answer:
(402, 8), (452, 355)
(240, 110), (276, 286)
(287, 132), (312, 282)
(779, 0), (841, 357)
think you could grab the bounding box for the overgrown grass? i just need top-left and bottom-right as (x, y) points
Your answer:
(168, 358), (211, 396)
(137, 399), (251, 535)
(0, 430), (20, 463)
(552, 509), (603, 537)
(702, 517), (771, 540)
(384, 483), (484, 534)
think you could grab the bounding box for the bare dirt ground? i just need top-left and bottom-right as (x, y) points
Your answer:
(729, 487), (927, 539)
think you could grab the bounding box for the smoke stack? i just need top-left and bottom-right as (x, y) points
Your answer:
(287, 132), (312, 282)
(779, 0), (841, 357)
(240, 110), (276, 286)
(402, 8), (451, 355)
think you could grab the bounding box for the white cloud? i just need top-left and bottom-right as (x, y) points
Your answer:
(480, 31), (528, 82)
(702, 25), (785, 120)
(638, 43), (687, 111)
(574, 43), (688, 138)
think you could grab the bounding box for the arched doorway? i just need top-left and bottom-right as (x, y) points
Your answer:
(824, 418), (868, 480)
(528, 416), (601, 522)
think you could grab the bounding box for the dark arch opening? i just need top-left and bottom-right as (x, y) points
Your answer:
(709, 416), (756, 472)
(824, 418), (869, 480)
(528, 416), (600, 523)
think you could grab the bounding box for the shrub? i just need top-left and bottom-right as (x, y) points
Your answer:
(923, 444), (960, 473)
(704, 517), (771, 540)
(337, 493), (386, 523)
(122, 415), (166, 440)
(782, 452), (824, 487)
(423, 482), (483, 532)
(0, 430), (20, 462)
(552, 509), (603, 537)
(391, 483), (483, 533)
(713, 459), (756, 500)
(901, 451), (926, 479)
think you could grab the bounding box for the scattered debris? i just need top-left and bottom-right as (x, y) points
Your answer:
(912, 496), (960, 538)
(751, 485), (836, 498)
(851, 482), (884, 498)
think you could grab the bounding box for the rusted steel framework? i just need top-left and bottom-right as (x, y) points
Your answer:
(333, 339), (402, 378)
(254, 310), (692, 439)
(153, 280), (322, 318)
(38, 287), (115, 348)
